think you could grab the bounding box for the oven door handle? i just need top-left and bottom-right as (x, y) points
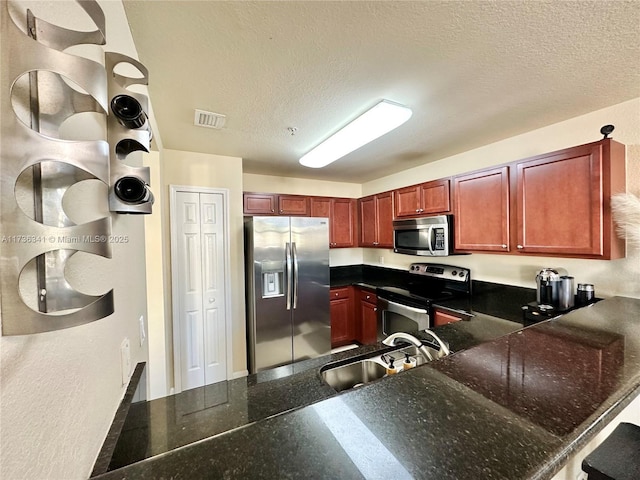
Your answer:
(382, 298), (429, 315)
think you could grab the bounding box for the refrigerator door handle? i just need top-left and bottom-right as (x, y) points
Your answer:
(292, 242), (299, 309)
(285, 242), (292, 310)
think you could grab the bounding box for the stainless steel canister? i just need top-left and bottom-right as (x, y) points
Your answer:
(558, 276), (575, 311)
(577, 283), (595, 306)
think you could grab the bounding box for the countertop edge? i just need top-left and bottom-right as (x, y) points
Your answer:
(531, 383), (640, 480)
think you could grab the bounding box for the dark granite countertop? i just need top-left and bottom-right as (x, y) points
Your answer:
(94, 296), (640, 480)
(330, 264), (538, 323)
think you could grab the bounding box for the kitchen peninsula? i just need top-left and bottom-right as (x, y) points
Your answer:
(94, 295), (640, 480)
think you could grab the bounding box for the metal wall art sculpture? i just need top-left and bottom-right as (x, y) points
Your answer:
(0, 0), (153, 335)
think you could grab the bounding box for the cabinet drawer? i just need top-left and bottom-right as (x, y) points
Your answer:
(330, 287), (351, 300)
(433, 307), (471, 327)
(358, 289), (377, 305)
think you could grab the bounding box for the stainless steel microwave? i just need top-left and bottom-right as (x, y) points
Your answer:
(393, 215), (454, 256)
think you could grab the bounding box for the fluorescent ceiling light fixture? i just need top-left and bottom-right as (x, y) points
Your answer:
(299, 100), (412, 168)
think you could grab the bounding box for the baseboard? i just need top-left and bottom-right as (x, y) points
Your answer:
(232, 369), (249, 379)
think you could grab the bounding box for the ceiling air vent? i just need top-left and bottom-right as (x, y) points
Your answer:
(194, 109), (226, 129)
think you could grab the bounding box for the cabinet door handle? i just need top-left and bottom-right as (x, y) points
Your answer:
(415, 209), (420, 213)
(373, 308), (377, 312)
(271, 208), (274, 213)
(517, 245), (524, 249)
(501, 244), (507, 249)
(366, 295), (370, 300)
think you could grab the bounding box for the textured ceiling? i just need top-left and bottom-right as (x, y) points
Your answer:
(123, 0), (640, 183)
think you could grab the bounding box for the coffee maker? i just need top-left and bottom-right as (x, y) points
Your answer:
(536, 268), (568, 307)
(523, 267), (573, 325)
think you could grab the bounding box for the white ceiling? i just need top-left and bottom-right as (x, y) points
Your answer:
(123, 0), (640, 183)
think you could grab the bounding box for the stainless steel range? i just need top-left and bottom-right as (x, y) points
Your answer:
(376, 263), (471, 340)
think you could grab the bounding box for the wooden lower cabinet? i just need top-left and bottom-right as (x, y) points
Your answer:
(329, 286), (378, 347)
(330, 287), (353, 347)
(433, 308), (463, 327)
(357, 289), (378, 345)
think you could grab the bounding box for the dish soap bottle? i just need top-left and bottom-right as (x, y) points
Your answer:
(403, 353), (416, 370)
(386, 357), (398, 375)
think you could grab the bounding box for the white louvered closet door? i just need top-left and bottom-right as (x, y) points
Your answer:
(175, 191), (227, 391)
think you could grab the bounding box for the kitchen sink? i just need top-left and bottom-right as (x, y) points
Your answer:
(321, 344), (440, 392)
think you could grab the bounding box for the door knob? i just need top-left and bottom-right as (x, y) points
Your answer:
(209, 298), (215, 303)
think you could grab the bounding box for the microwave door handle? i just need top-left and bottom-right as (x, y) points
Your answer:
(427, 225), (435, 255)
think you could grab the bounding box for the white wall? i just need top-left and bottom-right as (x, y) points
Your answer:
(144, 150), (168, 400)
(0, 2), (151, 478)
(362, 98), (640, 298)
(150, 149), (246, 395)
(243, 173), (361, 198)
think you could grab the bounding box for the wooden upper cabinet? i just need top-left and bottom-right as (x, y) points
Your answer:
(359, 195), (377, 246)
(376, 192), (394, 247)
(394, 185), (421, 218)
(515, 139), (625, 259)
(310, 197), (356, 248)
(310, 197), (331, 218)
(394, 179), (451, 218)
(331, 198), (357, 247)
(453, 167), (510, 252)
(243, 193), (309, 216)
(359, 192), (393, 248)
(243, 193), (276, 215)
(277, 195), (309, 216)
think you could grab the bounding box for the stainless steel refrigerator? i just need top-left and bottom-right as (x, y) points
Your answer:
(244, 216), (331, 373)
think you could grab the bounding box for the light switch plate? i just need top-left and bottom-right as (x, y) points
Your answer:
(120, 337), (131, 385)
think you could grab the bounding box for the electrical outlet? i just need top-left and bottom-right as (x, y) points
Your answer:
(379, 256), (384, 265)
(139, 315), (146, 346)
(120, 337), (131, 385)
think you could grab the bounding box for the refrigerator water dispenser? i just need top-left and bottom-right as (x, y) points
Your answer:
(261, 262), (284, 298)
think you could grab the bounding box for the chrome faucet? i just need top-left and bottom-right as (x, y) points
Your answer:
(382, 332), (434, 361)
(382, 330), (450, 362)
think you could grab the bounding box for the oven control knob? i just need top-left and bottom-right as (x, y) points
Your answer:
(451, 270), (457, 276)
(459, 271), (465, 277)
